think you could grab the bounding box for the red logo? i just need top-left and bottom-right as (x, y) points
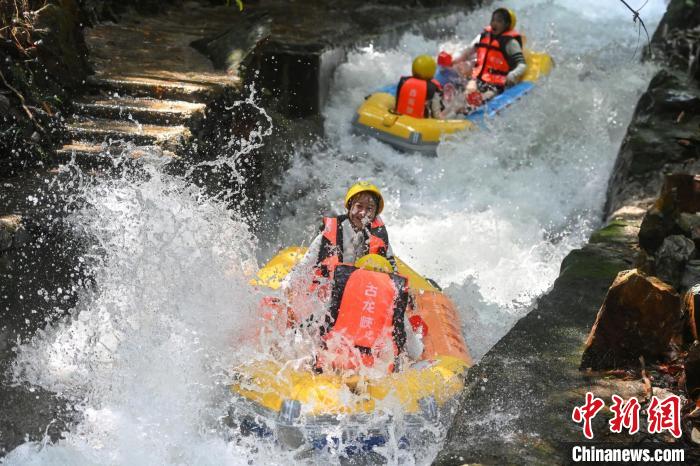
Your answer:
(647, 394), (682, 438)
(572, 392), (605, 439)
(609, 395), (641, 435)
(573, 393), (683, 439)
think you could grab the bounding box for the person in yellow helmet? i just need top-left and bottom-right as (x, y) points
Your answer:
(315, 181), (396, 278)
(394, 55), (443, 119)
(452, 8), (527, 112)
(278, 186), (426, 371)
(280, 181), (397, 292)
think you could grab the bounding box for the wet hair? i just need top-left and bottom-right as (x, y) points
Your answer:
(492, 8), (511, 29)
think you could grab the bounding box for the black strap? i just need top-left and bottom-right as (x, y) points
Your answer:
(487, 68), (509, 76)
(389, 274), (408, 354)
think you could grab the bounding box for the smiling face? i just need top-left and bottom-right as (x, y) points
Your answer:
(348, 192), (378, 230)
(490, 10), (509, 35)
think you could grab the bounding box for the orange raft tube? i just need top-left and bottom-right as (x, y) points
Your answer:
(408, 290), (471, 362)
(228, 247), (472, 449)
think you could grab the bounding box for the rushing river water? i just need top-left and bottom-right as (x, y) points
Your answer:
(3, 0), (667, 464)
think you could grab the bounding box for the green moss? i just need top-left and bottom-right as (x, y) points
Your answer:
(559, 249), (628, 280)
(589, 220), (635, 244)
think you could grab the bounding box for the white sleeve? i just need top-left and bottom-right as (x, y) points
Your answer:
(508, 62), (527, 81)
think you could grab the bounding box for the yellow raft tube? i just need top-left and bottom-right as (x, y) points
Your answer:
(352, 50), (554, 154)
(229, 247), (472, 450)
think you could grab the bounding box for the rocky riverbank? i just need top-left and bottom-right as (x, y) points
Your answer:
(435, 0), (700, 464)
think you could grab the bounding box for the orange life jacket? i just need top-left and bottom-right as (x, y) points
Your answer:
(395, 77), (443, 118)
(316, 215), (391, 280)
(318, 264), (408, 373)
(472, 26), (523, 89)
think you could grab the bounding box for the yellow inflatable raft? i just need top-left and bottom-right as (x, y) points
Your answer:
(229, 247), (472, 450)
(352, 50), (553, 154)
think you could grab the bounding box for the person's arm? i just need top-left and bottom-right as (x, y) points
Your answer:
(505, 39), (527, 86)
(453, 34), (480, 64)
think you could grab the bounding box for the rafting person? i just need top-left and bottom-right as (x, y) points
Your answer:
(283, 181), (396, 284)
(453, 8), (526, 108)
(394, 55), (443, 119)
(435, 51), (476, 119)
(279, 182), (397, 317)
(434, 51), (465, 89)
(315, 254), (423, 374)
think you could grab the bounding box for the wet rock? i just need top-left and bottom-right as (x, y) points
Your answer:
(649, 0), (700, 81)
(191, 10), (271, 74)
(31, 0), (91, 89)
(693, 427), (700, 445)
(679, 212), (700, 246)
(605, 71), (700, 218)
(638, 175), (700, 255)
(580, 269), (681, 370)
(639, 207), (676, 253)
(656, 174), (700, 215)
(589, 219), (640, 244)
(0, 377), (78, 457)
(682, 260), (700, 291)
(0, 214), (24, 252)
(682, 285), (700, 342)
(655, 235), (696, 288)
(685, 341), (700, 401)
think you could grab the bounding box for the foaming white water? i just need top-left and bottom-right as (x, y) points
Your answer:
(266, 0), (665, 360)
(4, 154), (289, 465)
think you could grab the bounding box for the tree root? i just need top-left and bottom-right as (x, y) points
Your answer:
(0, 68), (45, 134)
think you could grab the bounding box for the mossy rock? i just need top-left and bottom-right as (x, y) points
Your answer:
(559, 248), (629, 280)
(589, 219), (637, 244)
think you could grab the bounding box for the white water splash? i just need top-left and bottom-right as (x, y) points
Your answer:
(5, 1), (666, 464)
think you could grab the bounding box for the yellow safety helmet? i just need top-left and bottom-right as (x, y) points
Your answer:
(344, 181), (384, 214)
(355, 254), (393, 274)
(507, 8), (517, 30)
(411, 55), (437, 80)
